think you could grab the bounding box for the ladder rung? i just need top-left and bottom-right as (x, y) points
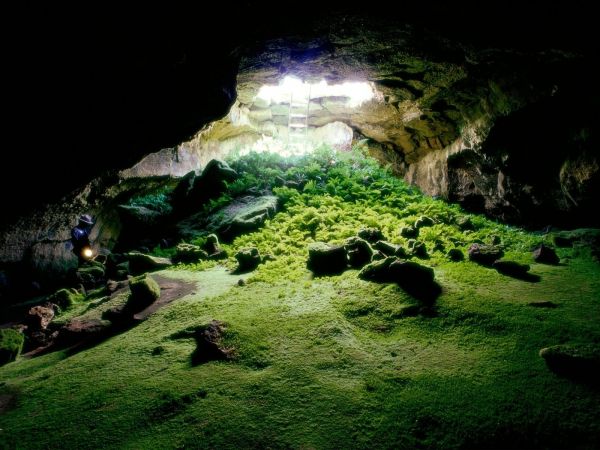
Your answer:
(290, 113), (306, 118)
(289, 123), (307, 128)
(291, 102), (307, 107)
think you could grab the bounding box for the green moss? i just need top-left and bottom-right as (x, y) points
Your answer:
(128, 275), (161, 312)
(0, 329), (24, 366)
(1, 148), (600, 449)
(48, 288), (84, 310)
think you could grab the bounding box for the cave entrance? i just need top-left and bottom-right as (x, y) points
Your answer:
(240, 76), (377, 157)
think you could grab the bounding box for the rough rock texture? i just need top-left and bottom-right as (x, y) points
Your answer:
(235, 248), (262, 273)
(533, 244), (560, 265)
(468, 244), (504, 266)
(344, 237), (373, 269)
(172, 17), (599, 227)
(26, 305), (55, 331)
(128, 275), (161, 313)
(126, 252), (172, 275)
(171, 321), (234, 366)
(178, 195), (278, 241)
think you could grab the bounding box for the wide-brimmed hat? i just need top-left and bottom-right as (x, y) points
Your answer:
(78, 214), (94, 225)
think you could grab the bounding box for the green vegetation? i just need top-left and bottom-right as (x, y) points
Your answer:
(1, 147), (599, 449)
(0, 329), (24, 366)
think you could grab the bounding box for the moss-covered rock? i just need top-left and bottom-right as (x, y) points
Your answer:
(344, 237), (373, 269)
(235, 248), (262, 273)
(174, 243), (208, 263)
(400, 225), (419, 239)
(456, 216), (475, 231)
(126, 252), (172, 275)
(127, 274), (161, 312)
(307, 242), (348, 275)
(0, 328), (24, 366)
(48, 288), (84, 310)
(358, 257), (398, 283)
(468, 243), (504, 266)
(357, 228), (385, 243)
(414, 216), (434, 229)
(408, 240), (428, 259)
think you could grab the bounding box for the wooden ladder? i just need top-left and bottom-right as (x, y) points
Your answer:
(287, 83), (311, 151)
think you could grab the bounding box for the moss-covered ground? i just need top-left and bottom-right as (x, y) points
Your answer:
(1, 147), (599, 449)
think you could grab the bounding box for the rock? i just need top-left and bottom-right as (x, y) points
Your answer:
(202, 234), (222, 256)
(468, 243), (504, 266)
(493, 260), (530, 277)
(489, 235), (502, 245)
(307, 242), (348, 275)
(47, 288), (84, 310)
(374, 240), (401, 257)
(126, 252), (172, 275)
(26, 305), (55, 331)
(357, 228), (385, 243)
(540, 344), (600, 381)
(174, 243), (208, 263)
(408, 240), (428, 259)
(344, 237), (373, 268)
(179, 320), (234, 365)
(237, 279), (246, 287)
(261, 253), (276, 263)
(235, 247), (261, 273)
(0, 328), (24, 366)
(528, 301), (558, 308)
(553, 235), (573, 248)
(75, 260), (106, 287)
(432, 240), (445, 253)
(400, 225), (419, 239)
(358, 257), (398, 283)
(414, 216), (434, 229)
(116, 204), (165, 228)
(447, 248), (464, 261)
(170, 170), (197, 211)
(178, 195), (278, 241)
(56, 319), (112, 348)
(187, 159), (238, 205)
(106, 279), (129, 294)
(389, 259), (435, 286)
(456, 216), (475, 231)
(532, 244), (560, 265)
(371, 250), (386, 261)
(128, 274), (161, 313)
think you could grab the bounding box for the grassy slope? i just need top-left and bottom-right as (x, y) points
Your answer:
(1, 149), (600, 449)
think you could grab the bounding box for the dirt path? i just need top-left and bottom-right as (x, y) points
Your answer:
(133, 274), (196, 320)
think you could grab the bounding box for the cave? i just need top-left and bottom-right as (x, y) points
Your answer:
(1, 3), (600, 449)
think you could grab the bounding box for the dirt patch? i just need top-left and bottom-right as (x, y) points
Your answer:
(133, 274), (196, 321)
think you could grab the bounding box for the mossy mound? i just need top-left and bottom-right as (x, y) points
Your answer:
(47, 288), (84, 310)
(0, 328), (24, 366)
(127, 275), (161, 312)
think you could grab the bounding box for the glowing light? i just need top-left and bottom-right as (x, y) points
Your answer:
(82, 247), (93, 259)
(256, 76), (376, 108)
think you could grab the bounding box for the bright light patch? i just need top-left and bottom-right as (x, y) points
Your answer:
(82, 247), (93, 259)
(256, 76), (375, 108)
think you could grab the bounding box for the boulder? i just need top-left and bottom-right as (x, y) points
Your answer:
(400, 225), (419, 239)
(170, 170), (197, 211)
(540, 344), (600, 381)
(26, 305), (55, 331)
(344, 237), (373, 268)
(174, 243), (208, 263)
(202, 234), (227, 260)
(374, 240), (403, 257)
(128, 274), (161, 313)
(532, 244), (560, 265)
(187, 159), (238, 205)
(75, 261), (106, 287)
(447, 248), (464, 261)
(492, 260), (530, 277)
(414, 216), (434, 229)
(47, 288), (84, 310)
(172, 320), (234, 365)
(0, 328), (24, 366)
(307, 242), (348, 275)
(235, 248), (261, 273)
(178, 195), (278, 241)
(468, 243), (504, 266)
(389, 259), (435, 286)
(357, 228), (385, 243)
(358, 256), (398, 283)
(408, 240), (428, 259)
(126, 252), (172, 275)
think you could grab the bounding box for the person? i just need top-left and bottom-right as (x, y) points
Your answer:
(71, 214), (94, 264)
